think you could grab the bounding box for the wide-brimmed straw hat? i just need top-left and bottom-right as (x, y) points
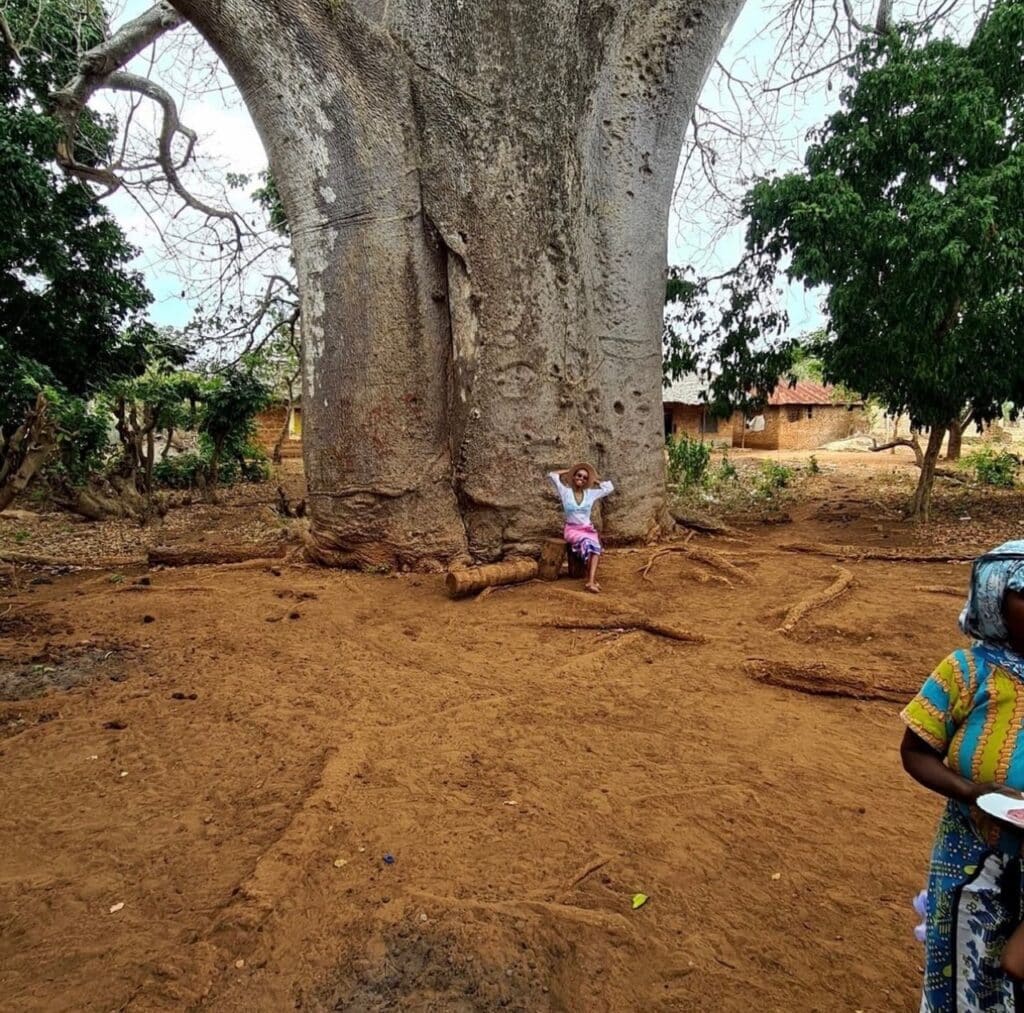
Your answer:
(558, 462), (602, 489)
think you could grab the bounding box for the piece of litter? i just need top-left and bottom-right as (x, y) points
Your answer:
(119, 771), (128, 778)
(383, 853), (396, 865)
(333, 858), (348, 868)
(419, 913), (428, 922)
(358, 846), (366, 853)
(109, 902), (124, 914)
(87, 755), (98, 760)
(771, 872), (782, 881)
(234, 959), (245, 969)
(503, 800), (519, 806)
(631, 893), (649, 910)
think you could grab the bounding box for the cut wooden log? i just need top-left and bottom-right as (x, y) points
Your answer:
(566, 547), (587, 579)
(445, 559), (538, 598)
(147, 543), (287, 567)
(779, 542), (976, 563)
(776, 566), (854, 634)
(538, 538), (565, 581)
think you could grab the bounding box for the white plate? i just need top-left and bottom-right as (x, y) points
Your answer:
(976, 792), (1024, 827)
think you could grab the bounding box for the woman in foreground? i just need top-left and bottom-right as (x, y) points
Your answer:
(902, 541), (1024, 1010)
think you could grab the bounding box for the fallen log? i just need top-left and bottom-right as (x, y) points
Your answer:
(776, 566), (854, 634)
(147, 543), (287, 568)
(445, 559), (538, 598)
(779, 542), (976, 563)
(545, 615), (705, 644)
(744, 658), (912, 703)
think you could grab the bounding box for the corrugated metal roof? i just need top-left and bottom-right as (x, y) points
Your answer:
(767, 380), (858, 406)
(662, 373), (709, 405)
(662, 375), (861, 407)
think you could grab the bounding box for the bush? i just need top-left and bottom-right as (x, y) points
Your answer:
(715, 453), (738, 483)
(808, 454), (820, 475)
(965, 448), (1017, 488)
(154, 452), (208, 489)
(154, 447), (269, 489)
(667, 434), (711, 488)
(754, 460), (794, 498)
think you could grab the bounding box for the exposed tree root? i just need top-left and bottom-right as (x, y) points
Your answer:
(914, 584), (964, 597)
(779, 542), (975, 563)
(686, 546), (754, 583)
(0, 550), (141, 568)
(546, 615), (705, 644)
(147, 543), (288, 567)
(776, 566), (854, 634)
(695, 570), (733, 587)
(668, 508), (733, 535)
(637, 536), (752, 585)
(744, 658), (912, 703)
(638, 532), (694, 581)
(562, 854), (617, 893)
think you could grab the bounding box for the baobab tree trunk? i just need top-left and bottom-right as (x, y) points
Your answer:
(171, 0), (741, 569)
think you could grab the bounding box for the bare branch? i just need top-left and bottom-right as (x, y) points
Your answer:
(104, 70), (242, 235)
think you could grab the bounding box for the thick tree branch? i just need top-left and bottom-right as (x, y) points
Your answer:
(0, 8), (21, 64)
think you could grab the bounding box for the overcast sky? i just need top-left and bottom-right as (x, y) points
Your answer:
(105, 0), (831, 337)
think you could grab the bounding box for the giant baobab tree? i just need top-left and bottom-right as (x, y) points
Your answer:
(50, 0), (742, 568)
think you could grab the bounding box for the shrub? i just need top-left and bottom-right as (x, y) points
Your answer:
(715, 453), (739, 483)
(754, 460), (794, 498)
(666, 434), (711, 488)
(965, 448), (1017, 488)
(808, 454), (820, 475)
(153, 453), (208, 489)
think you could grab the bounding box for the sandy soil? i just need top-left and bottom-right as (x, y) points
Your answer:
(2, 464), (1023, 1012)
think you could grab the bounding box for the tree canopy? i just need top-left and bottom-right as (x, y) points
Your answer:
(671, 0), (1024, 518)
(0, 0), (157, 423)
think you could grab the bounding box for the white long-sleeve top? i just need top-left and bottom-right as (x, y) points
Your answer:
(547, 472), (614, 526)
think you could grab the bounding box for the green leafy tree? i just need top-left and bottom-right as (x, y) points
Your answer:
(738, 2), (1024, 519)
(198, 364), (272, 496)
(0, 0), (156, 509)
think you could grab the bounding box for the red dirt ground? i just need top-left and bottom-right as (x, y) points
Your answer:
(1, 460), (1022, 1012)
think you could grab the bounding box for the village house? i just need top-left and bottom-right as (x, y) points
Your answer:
(254, 397), (303, 460)
(734, 380), (866, 450)
(662, 373), (741, 447)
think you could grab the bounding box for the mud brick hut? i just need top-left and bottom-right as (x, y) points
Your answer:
(254, 398), (303, 460)
(662, 373), (741, 447)
(735, 381), (866, 450)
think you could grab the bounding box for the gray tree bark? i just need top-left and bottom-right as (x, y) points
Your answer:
(170, 0), (741, 569)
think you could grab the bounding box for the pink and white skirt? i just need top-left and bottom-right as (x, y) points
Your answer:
(564, 522), (602, 561)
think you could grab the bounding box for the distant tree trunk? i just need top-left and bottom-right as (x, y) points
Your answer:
(161, 426), (174, 460)
(144, 417), (156, 494)
(909, 425), (947, 522)
(171, 0), (743, 569)
(945, 409), (971, 461)
(0, 394), (57, 512)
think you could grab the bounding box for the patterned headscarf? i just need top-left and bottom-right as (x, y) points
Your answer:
(959, 539), (1024, 678)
